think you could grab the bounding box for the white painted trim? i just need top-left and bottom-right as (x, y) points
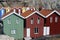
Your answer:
(27, 28), (30, 37)
(24, 11), (45, 19)
(46, 10), (60, 18)
(34, 33), (38, 34)
(43, 26), (50, 36)
(2, 11), (25, 20)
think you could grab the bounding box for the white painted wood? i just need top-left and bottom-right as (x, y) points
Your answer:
(43, 27), (50, 36)
(47, 27), (50, 35)
(27, 28), (30, 37)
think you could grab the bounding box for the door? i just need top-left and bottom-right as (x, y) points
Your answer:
(27, 28), (30, 37)
(43, 27), (50, 36)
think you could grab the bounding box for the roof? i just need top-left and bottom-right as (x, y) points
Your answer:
(2, 8), (24, 20)
(21, 10), (34, 17)
(40, 9), (52, 16)
(40, 9), (60, 18)
(21, 10), (46, 18)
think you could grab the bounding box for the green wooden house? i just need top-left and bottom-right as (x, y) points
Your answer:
(2, 9), (24, 40)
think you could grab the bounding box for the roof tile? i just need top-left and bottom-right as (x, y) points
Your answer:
(21, 10), (34, 17)
(40, 9), (52, 16)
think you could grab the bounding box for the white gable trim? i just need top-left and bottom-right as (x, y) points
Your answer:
(24, 11), (45, 19)
(46, 10), (60, 18)
(2, 11), (25, 20)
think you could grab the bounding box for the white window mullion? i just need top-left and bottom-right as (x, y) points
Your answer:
(43, 27), (50, 36)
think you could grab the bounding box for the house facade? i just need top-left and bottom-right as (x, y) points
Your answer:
(21, 10), (44, 39)
(40, 9), (60, 36)
(2, 9), (24, 40)
(46, 10), (60, 35)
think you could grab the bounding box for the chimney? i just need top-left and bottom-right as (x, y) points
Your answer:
(26, 7), (30, 11)
(31, 7), (35, 11)
(14, 8), (16, 12)
(18, 8), (21, 15)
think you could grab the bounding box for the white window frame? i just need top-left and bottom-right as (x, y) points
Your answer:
(55, 17), (58, 23)
(11, 29), (16, 34)
(43, 27), (50, 36)
(7, 19), (11, 24)
(37, 18), (40, 24)
(34, 27), (38, 34)
(50, 17), (53, 23)
(27, 28), (30, 37)
(16, 19), (19, 24)
(31, 18), (33, 24)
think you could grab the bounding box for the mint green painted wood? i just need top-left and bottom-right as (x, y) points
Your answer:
(3, 14), (24, 39)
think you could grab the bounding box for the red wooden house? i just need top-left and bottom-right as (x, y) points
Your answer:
(21, 10), (45, 39)
(40, 9), (60, 36)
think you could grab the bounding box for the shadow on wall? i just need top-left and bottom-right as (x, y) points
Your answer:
(0, 20), (4, 34)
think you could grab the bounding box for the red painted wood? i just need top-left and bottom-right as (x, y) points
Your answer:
(24, 13), (44, 38)
(46, 12), (60, 35)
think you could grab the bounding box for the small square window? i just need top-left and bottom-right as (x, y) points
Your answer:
(11, 29), (16, 34)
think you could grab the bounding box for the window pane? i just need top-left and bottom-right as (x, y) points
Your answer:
(50, 17), (52, 23)
(36, 27), (38, 33)
(31, 18), (33, 24)
(7, 19), (11, 24)
(37, 18), (40, 24)
(34, 27), (38, 33)
(55, 17), (58, 23)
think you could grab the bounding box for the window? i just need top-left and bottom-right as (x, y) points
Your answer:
(16, 19), (19, 24)
(11, 29), (16, 34)
(55, 17), (58, 23)
(34, 27), (38, 34)
(50, 17), (53, 23)
(37, 18), (40, 24)
(43, 27), (50, 35)
(31, 18), (33, 24)
(7, 19), (11, 24)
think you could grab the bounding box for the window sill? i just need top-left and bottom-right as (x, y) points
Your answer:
(34, 33), (38, 34)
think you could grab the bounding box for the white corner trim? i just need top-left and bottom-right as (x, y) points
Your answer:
(24, 11), (45, 19)
(2, 12), (25, 20)
(46, 10), (60, 18)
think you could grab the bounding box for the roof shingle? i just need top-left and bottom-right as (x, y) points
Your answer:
(21, 10), (34, 17)
(40, 9), (52, 16)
